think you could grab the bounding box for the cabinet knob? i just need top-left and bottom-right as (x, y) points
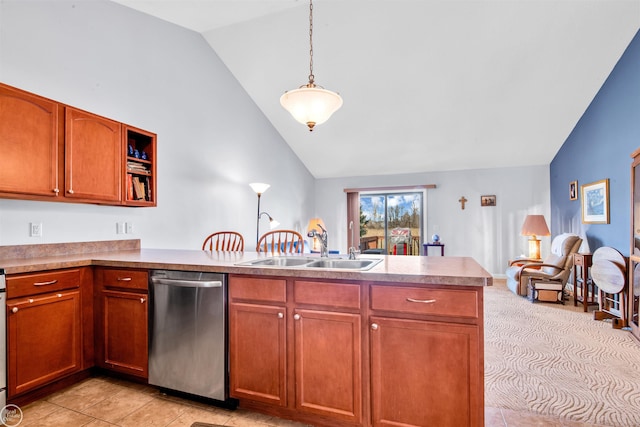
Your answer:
(140, 298), (146, 303)
(28, 298), (34, 304)
(53, 188), (60, 194)
(278, 312), (284, 319)
(11, 307), (18, 313)
(371, 323), (379, 330)
(57, 293), (62, 298)
(68, 189), (74, 194)
(294, 314), (301, 320)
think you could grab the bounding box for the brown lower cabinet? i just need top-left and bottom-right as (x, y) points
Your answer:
(230, 301), (287, 406)
(94, 268), (149, 378)
(6, 268), (90, 399)
(370, 317), (481, 426)
(7, 291), (82, 397)
(229, 276), (363, 426)
(229, 275), (484, 427)
(6, 266), (484, 426)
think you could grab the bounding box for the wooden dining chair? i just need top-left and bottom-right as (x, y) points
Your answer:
(257, 230), (304, 254)
(202, 231), (244, 251)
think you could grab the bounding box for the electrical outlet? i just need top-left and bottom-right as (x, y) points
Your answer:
(125, 222), (134, 234)
(116, 222), (125, 234)
(30, 222), (43, 237)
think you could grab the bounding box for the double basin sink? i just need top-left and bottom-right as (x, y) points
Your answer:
(237, 256), (382, 271)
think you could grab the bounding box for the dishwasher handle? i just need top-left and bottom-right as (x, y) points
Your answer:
(151, 277), (223, 288)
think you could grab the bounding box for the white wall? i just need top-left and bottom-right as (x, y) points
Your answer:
(0, 0), (553, 276)
(315, 165), (551, 276)
(0, 0), (315, 249)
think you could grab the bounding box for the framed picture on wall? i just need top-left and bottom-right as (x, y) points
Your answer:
(570, 180), (578, 201)
(481, 195), (496, 206)
(581, 179), (609, 224)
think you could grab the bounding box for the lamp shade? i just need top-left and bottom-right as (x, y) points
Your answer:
(521, 215), (550, 237)
(280, 86), (343, 131)
(249, 182), (270, 195)
(306, 217), (326, 234)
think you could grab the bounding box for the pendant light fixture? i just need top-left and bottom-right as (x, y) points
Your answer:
(280, 0), (343, 131)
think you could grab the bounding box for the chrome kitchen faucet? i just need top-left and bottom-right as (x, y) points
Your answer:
(307, 223), (328, 257)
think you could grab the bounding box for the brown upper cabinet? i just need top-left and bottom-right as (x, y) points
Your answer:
(65, 107), (122, 203)
(0, 82), (156, 206)
(0, 83), (62, 198)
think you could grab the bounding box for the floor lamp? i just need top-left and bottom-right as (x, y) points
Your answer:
(250, 183), (279, 247)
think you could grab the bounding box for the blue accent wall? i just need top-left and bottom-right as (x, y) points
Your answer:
(551, 29), (640, 256)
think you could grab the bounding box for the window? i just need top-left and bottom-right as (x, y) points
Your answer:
(359, 191), (424, 255)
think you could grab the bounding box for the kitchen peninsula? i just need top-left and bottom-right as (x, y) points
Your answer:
(1, 240), (492, 427)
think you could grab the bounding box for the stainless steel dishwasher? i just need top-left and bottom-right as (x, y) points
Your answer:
(149, 270), (234, 406)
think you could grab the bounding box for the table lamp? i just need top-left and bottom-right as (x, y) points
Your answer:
(521, 214), (550, 259)
(306, 217), (326, 251)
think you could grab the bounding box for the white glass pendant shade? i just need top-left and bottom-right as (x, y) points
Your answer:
(280, 85), (343, 131)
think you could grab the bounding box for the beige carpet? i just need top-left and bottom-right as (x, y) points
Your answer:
(485, 280), (640, 426)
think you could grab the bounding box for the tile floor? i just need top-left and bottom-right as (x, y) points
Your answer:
(15, 375), (610, 427)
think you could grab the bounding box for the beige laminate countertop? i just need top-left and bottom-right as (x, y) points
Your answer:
(0, 244), (492, 287)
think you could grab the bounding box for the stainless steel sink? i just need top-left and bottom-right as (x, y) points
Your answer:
(305, 258), (382, 270)
(236, 256), (382, 270)
(238, 256), (316, 267)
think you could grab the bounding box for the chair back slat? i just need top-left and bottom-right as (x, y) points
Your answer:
(202, 231), (244, 251)
(257, 230), (304, 254)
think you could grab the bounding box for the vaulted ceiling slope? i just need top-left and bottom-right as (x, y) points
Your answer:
(112, 0), (640, 178)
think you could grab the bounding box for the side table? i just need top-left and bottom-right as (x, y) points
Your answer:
(423, 243), (444, 256)
(573, 253), (597, 312)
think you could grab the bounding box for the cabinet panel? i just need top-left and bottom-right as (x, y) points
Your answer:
(7, 291), (82, 397)
(294, 280), (361, 310)
(100, 268), (148, 291)
(7, 268), (80, 299)
(371, 285), (479, 319)
(65, 107), (122, 202)
(229, 302), (287, 406)
(229, 276), (287, 303)
(0, 83), (60, 197)
(370, 316), (482, 427)
(294, 309), (362, 424)
(99, 289), (148, 377)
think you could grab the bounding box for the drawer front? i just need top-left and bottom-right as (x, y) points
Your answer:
(229, 276), (286, 304)
(370, 285), (479, 319)
(294, 280), (361, 310)
(7, 268), (80, 299)
(101, 268), (148, 291)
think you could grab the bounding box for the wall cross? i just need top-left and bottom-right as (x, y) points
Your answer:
(459, 196), (468, 210)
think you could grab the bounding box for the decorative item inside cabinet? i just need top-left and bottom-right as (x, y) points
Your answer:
(124, 126), (156, 206)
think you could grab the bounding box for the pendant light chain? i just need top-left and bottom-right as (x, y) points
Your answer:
(308, 0), (315, 86)
(279, 0), (343, 131)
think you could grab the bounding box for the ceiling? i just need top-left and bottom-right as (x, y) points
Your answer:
(111, 0), (640, 179)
